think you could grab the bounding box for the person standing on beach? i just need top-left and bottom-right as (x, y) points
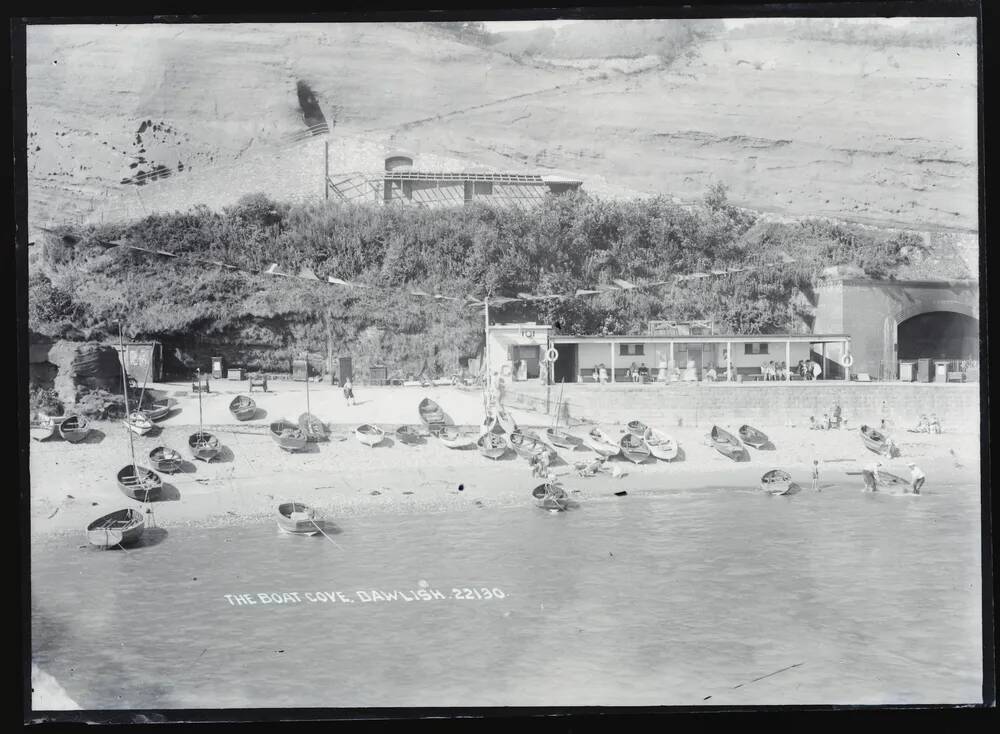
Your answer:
(907, 462), (926, 494)
(343, 377), (355, 406)
(811, 460), (820, 491)
(864, 460), (883, 491)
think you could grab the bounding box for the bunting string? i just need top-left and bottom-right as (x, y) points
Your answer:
(89, 236), (797, 308)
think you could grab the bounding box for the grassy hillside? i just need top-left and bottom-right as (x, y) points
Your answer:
(26, 19), (977, 238)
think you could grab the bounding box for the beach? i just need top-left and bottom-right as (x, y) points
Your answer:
(29, 381), (980, 536)
(29, 380), (984, 709)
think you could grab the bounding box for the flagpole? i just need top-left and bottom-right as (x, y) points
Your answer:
(483, 296), (490, 405)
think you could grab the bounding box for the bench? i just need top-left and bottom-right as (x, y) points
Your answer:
(191, 378), (210, 393)
(249, 373), (268, 393)
(947, 371), (965, 383)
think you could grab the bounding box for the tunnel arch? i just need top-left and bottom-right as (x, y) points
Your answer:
(887, 300), (979, 373)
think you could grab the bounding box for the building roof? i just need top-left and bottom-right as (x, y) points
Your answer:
(382, 170), (579, 185)
(551, 333), (850, 344)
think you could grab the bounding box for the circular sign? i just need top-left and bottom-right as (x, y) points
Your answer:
(546, 347), (559, 362)
(843, 354), (854, 367)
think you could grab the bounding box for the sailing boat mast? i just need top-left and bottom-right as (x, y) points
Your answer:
(196, 367), (204, 436)
(304, 353), (310, 416)
(117, 323), (137, 472)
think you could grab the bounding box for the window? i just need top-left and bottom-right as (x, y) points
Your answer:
(473, 181), (494, 196)
(618, 344), (645, 356)
(744, 343), (769, 355)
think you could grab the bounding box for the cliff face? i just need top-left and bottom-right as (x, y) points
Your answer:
(27, 20), (978, 236)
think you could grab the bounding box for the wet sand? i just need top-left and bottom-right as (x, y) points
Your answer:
(29, 382), (980, 537)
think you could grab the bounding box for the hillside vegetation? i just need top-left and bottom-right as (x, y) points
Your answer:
(30, 188), (923, 381)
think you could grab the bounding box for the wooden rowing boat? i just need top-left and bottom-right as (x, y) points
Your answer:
(545, 427), (583, 449)
(619, 433), (651, 464)
(355, 424), (385, 447)
(58, 415), (90, 443)
(116, 464), (163, 502)
(531, 483), (570, 511)
(87, 508), (145, 549)
(275, 502), (323, 536)
(739, 424), (770, 449)
(626, 419), (650, 438)
(438, 426), (476, 449)
(477, 432), (508, 460)
(141, 400), (172, 421)
(645, 429), (678, 461)
(761, 468), (793, 494)
(418, 397), (446, 434)
(298, 413), (328, 442)
(395, 425), (423, 445)
(188, 430), (219, 461)
(711, 425), (745, 461)
(877, 469), (909, 487)
(229, 395), (257, 421)
(270, 420), (307, 452)
(509, 430), (549, 460)
(860, 425), (889, 454)
(29, 415), (58, 442)
(583, 428), (620, 458)
(148, 445), (182, 473)
(123, 411), (154, 436)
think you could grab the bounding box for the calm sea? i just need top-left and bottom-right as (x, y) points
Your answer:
(31, 484), (982, 709)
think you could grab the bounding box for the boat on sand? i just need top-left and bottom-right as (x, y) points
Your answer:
(87, 508), (145, 549)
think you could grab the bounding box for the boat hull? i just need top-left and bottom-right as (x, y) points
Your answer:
(545, 428), (583, 449)
(761, 469), (793, 494)
(229, 396), (257, 421)
(477, 434), (507, 459)
(583, 430), (620, 458)
(395, 426), (422, 445)
(124, 413), (154, 436)
(87, 508), (145, 549)
(510, 431), (549, 460)
(531, 483), (569, 511)
(439, 428), (475, 449)
(270, 422), (307, 452)
(30, 424), (57, 441)
(275, 503), (323, 535)
(299, 413), (328, 442)
(626, 420), (650, 438)
(646, 430), (678, 461)
(739, 425), (770, 449)
(860, 426), (889, 454)
(711, 426), (745, 461)
(116, 465), (163, 502)
(149, 447), (182, 473)
(418, 398), (446, 435)
(58, 416), (91, 443)
(356, 425), (385, 447)
(142, 404), (172, 422)
(188, 431), (220, 461)
(620, 439), (652, 464)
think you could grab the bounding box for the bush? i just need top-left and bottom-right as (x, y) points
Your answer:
(29, 387), (64, 417)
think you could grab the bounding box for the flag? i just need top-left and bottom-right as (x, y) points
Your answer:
(575, 289), (602, 297)
(298, 267), (320, 280)
(613, 278), (637, 289)
(327, 276), (351, 286)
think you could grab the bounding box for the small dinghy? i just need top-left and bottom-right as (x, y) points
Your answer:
(645, 429), (678, 461)
(148, 446), (182, 473)
(395, 425), (423, 445)
(545, 427), (583, 450)
(509, 430), (550, 461)
(229, 395), (256, 421)
(58, 415), (90, 443)
(711, 425), (745, 461)
(270, 420), (307, 452)
(619, 433), (652, 464)
(29, 415), (58, 442)
(87, 508), (145, 549)
(141, 400), (172, 422)
(583, 428), (620, 458)
(438, 426), (476, 449)
(188, 431), (220, 462)
(761, 469), (793, 495)
(116, 464), (163, 502)
(275, 502), (324, 536)
(877, 469), (910, 488)
(739, 424), (770, 449)
(860, 425), (889, 454)
(356, 424), (385, 447)
(477, 432), (508, 460)
(626, 420), (650, 438)
(532, 483), (570, 511)
(418, 397), (446, 434)
(124, 411), (154, 436)
(299, 413), (328, 442)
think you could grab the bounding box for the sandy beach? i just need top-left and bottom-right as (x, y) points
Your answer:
(29, 381), (981, 537)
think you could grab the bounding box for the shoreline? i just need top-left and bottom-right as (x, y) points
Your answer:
(29, 387), (980, 539)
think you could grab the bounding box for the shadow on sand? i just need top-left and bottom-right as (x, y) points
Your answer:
(155, 483), (182, 502)
(134, 526), (169, 548)
(81, 429), (107, 445)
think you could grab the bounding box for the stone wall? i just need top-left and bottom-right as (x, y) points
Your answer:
(503, 381), (981, 431)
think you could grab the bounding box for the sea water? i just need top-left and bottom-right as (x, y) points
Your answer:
(30, 485), (982, 709)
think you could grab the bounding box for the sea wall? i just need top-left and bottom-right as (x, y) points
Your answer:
(503, 381), (982, 431)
